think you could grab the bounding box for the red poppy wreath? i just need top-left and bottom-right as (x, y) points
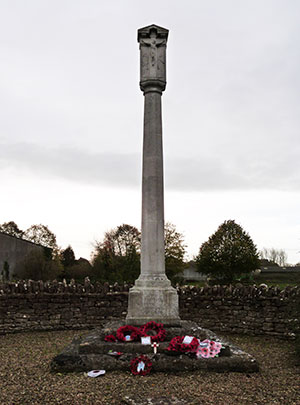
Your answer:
(130, 355), (152, 376)
(166, 336), (199, 353)
(140, 321), (166, 343)
(104, 334), (116, 342)
(116, 325), (141, 342)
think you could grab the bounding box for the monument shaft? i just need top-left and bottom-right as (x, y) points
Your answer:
(141, 91), (165, 279)
(126, 25), (180, 325)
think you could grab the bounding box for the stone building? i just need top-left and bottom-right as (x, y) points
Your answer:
(0, 232), (44, 280)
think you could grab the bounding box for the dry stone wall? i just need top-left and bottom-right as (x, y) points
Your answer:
(0, 280), (299, 338)
(179, 284), (299, 338)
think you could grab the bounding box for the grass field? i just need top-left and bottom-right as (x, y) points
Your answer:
(252, 273), (300, 288)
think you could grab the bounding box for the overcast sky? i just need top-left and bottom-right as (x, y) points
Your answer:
(1, 0), (300, 263)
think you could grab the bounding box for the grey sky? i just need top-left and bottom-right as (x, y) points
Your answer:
(1, 0), (299, 262)
(1, 141), (300, 191)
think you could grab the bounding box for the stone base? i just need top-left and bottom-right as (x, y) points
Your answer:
(51, 321), (259, 374)
(126, 285), (181, 325)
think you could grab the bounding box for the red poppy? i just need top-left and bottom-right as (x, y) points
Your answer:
(139, 321), (166, 343)
(104, 334), (116, 342)
(166, 336), (199, 353)
(116, 325), (141, 342)
(130, 355), (152, 376)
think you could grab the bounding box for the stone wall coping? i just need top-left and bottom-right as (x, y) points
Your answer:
(0, 279), (299, 297)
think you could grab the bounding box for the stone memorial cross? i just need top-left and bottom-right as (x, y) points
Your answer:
(126, 25), (180, 325)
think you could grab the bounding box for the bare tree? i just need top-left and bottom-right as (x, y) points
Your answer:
(278, 249), (288, 266)
(260, 248), (288, 266)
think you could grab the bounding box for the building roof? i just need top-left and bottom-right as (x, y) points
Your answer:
(0, 231), (46, 249)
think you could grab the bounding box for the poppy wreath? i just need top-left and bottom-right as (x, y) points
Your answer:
(104, 334), (116, 342)
(196, 340), (222, 358)
(116, 325), (141, 342)
(130, 355), (152, 376)
(165, 336), (199, 353)
(139, 321), (166, 343)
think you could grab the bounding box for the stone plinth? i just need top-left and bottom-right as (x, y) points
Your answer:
(126, 283), (180, 325)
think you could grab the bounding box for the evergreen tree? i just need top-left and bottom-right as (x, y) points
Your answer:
(61, 245), (76, 268)
(195, 220), (259, 283)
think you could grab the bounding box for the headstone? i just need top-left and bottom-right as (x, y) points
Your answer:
(126, 25), (180, 325)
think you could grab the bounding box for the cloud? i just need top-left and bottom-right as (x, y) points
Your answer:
(0, 1), (299, 195)
(0, 141), (299, 191)
(0, 141), (139, 187)
(166, 154), (300, 191)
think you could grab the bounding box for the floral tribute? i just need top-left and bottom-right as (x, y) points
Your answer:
(130, 355), (152, 376)
(104, 334), (116, 342)
(165, 336), (199, 353)
(196, 339), (222, 358)
(139, 321), (166, 343)
(116, 325), (141, 342)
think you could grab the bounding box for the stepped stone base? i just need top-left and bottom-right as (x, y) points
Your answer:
(51, 321), (259, 373)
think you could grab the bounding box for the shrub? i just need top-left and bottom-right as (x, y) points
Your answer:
(16, 249), (62, 281)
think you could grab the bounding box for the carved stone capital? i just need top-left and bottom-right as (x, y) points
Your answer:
(138, 24), (168, 91)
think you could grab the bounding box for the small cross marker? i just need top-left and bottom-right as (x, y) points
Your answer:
(151, 342), (159, 354)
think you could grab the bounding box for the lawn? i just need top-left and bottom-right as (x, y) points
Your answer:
(0, 330), (299, 404)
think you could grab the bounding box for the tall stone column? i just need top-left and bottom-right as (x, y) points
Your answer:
(126, 24), (180, 325)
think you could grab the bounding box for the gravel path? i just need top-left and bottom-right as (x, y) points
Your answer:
(0, 330), (299, 404)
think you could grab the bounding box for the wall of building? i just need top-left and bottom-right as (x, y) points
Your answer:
(180, 262), (206, 281)
(260, 266), (300, 273)
(0, 280), (298, 338)
(0, 232), (43, 280)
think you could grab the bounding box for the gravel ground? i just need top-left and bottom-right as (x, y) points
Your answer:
(0, 330), (299, 405)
